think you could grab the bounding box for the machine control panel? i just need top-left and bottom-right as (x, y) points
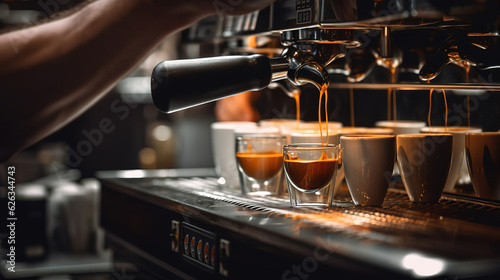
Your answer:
(296, 0), (312, 24)
(180, 222), (218, 274)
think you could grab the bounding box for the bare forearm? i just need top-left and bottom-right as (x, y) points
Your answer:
(0, 0), (210, 161)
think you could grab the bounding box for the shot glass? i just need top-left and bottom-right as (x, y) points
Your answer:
(283, 144), (340, 207)
(236, 135), (286, 196)
(289, 130), (343, 197)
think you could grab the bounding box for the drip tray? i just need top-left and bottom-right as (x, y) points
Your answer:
(98, 169), (500, 278)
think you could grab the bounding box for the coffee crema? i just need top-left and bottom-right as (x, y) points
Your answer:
(236, 152), (283, 180)
(284, 158), (338, 191)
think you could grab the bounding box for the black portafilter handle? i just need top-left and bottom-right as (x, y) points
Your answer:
(151, 55), (278, 113)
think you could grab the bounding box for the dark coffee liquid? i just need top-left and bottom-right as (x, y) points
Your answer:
(237, 152), (283, 180)
(284, 159), (337, 191)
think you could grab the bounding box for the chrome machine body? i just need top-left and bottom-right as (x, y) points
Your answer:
(152, 0), (500, 113)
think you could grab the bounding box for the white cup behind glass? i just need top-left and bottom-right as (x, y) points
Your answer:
(211, 122), (258, 190)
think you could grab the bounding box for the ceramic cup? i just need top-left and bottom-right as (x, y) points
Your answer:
(376, 120), (427, 176)
(340, 135), (396, 206)
(211, 122), (257, 190)
(466, 132), (500, 200)
(420, 127), (482, 192)
(376, 120), (427, 135)
(397, 134), (453, 203)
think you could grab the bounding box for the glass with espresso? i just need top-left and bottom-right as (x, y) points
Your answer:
(236, 135), (287, 196)
(283, 144), (339, 207)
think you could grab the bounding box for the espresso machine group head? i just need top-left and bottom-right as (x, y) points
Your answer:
(152, 0), (500, 113)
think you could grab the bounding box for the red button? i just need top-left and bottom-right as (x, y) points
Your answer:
(204, 243), (210, 265)
(211, 246), (216, 266)
(190, 237), (196, 258)
(183, 234), (189, 255)
(197, 240), (203, 261)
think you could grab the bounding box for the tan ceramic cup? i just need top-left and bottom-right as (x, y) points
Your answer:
(336, 127), (394, 200)
(377, 120), (427, 176)
(376, 120), (427, 135)
(397, 134), (453, 203)
(421, 127), (482, 192)
(340, 135), (395, 206)
(466, 132), (500, 200)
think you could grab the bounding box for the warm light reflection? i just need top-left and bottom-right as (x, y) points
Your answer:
(152, 125), (172, 141)
(119, 170), (147, 178)
(217, 177), (227, 185)
(402, 253), (444, 277)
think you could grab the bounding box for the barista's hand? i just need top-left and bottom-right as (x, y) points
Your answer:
(215, 91), (261, 122)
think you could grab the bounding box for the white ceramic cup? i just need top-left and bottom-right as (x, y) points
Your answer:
(290, 129), (339, 145)
(211, 122), (258, 190)
(299, 121), (343, 131)
(375, 120), (427, 135)
(376, 120), (427, 175)
(340, 135), (396, 206)
(337, 127), (395, 136)
(260, 119), (303, 144)
(259, 119), (303, 131)
(420, 126), (482, 192)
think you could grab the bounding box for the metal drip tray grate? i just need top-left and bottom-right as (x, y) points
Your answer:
(141, 176), (500, 262)
(98, 169), (500, 278)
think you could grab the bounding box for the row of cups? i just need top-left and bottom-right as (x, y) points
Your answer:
(211, 119), (500, 207)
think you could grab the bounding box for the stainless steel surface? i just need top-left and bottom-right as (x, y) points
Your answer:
(99, 169), (500, 279)
(280, 46), (331, 87)
(329, 82), (500, 91)
(177, 0), (500, 88)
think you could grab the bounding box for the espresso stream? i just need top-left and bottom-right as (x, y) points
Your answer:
(349, 87), (355, 127)
(318, 83), (329, 147)
(427, 88), (448, 130)
(293, 91), (301, 122)
(285, 84), (334, 190)
(387, 68), (397, 121)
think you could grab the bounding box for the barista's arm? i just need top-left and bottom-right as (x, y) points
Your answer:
(0, 0), (274, 162)
(215, 91), (262, 122)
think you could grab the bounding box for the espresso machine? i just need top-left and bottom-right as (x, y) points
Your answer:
(152, 0), (500, 113)
(98, 1), (500, 279)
